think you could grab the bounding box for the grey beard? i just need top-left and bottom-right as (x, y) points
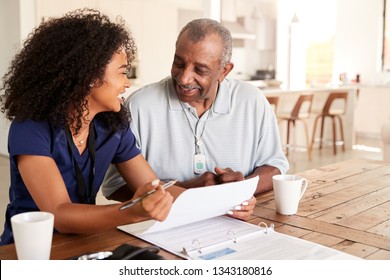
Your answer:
(173, 76), (202, 91)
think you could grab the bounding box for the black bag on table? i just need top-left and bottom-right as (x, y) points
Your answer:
(71, 244), (165, 260)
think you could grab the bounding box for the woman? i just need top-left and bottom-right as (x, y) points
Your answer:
(0, 9), (174, 245)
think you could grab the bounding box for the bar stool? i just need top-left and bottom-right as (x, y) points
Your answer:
(277, 93), (313, 160)
(266, 96), (279, 112)
(310, 92), (348, 155)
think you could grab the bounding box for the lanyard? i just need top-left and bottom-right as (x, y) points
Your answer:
(65, 121), (96, 204)
(179, 103), (213, 175)
(179, 102), (213, 154)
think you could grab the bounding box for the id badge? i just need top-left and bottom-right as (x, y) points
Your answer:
(193, 154), (206, 174)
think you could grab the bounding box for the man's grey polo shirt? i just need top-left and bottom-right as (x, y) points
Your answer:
(102, 77), (289, 196)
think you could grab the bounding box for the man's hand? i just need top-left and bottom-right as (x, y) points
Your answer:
(175, 171), (219, 189)
(214, 167), (244, 184)
(176, 167), (244, 189)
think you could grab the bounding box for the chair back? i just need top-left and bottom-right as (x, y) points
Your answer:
(322, 92), (348, 115)
(266, 96), (279, 112)
(290, 94), (313, 119)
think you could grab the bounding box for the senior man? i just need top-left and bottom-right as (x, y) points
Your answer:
(102, 18), (289, 219)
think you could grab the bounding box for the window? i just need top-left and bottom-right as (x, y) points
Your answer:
(285, 0), (336, 88)
(306, 38), (334, 86)
(383, 0), (390, 71)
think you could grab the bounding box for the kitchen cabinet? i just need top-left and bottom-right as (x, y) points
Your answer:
(354, 86), (390, 138)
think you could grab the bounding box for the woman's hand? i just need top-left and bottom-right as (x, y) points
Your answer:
(132, 179), (173, 221)
(226, 196), (256, 221)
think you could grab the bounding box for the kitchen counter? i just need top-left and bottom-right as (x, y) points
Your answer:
(262, 85), (358, 93)
(354, 86), (390, 138)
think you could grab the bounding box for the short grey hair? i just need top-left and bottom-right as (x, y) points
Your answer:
(178, 18), (232, 67)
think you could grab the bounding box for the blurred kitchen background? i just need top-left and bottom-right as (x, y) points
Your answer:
(1, 0), (389, 156)
(1, 0), (390, 233)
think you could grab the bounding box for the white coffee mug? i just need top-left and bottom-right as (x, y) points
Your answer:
(11, 211), (54, 260)
(272, 174), (308, 215)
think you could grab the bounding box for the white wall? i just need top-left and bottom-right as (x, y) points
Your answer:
(0, 0), (37, 156)
(276, 0), (388, 87)
(34, 0), (203, 86)
(333, 0), (385, 85)
(0, 0), (33, 156)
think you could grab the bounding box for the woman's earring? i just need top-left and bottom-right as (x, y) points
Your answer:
(89, 83), (94, 88)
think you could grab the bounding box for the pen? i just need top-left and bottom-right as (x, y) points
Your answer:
(119, 180), (177, 211)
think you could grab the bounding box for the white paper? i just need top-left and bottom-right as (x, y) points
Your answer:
(119, 176), (258, 235)
(119, 176), (259, 235)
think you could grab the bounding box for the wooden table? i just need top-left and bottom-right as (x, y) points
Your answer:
(255, 158), (390, 259)
(1, 158), (389, 260)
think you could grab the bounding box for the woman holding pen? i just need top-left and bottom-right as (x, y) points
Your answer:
(0, 9), (175, 245)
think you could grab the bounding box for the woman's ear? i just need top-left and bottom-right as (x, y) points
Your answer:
(90, 79), (104, 88)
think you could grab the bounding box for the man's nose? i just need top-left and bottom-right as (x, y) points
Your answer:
(176, 67), (194, 85)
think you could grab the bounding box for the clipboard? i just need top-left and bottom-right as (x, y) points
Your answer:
(119, 215), (359, 260)
(118, 176), (359, 260)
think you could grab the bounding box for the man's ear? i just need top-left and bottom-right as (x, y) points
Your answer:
(219, 62), (234, 83)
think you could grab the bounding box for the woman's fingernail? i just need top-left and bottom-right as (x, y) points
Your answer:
(226, 211), (234, 215)
(151, 179), (160, 187)
(242, 201), (249, 206)
(234, 205), (242, 210)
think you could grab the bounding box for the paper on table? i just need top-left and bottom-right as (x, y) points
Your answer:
(121, 176), (259, 235)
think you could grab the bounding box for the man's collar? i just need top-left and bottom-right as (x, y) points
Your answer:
(168, 78), (182, 110)
(213, 79), (230, 114)
(168, 78), (230, 114)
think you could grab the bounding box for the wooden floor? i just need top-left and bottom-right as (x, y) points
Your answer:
(0, 137), (384, 236)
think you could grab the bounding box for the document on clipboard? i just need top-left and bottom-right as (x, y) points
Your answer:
(119, 176), (258, 235)
(118, 176), (359, 260)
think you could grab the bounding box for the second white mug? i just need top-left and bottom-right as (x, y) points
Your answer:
(272, 174), (308, 215)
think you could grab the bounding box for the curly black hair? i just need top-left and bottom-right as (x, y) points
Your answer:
(0, 8), (136, 134)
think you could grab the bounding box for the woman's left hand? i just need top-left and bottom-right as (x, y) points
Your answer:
(226, 196), (256, 221)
